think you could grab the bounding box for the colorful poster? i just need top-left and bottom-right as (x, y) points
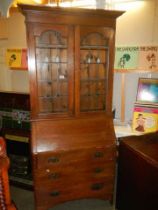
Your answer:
(21, 49), (28, 69)
(138, 46), (158, 70)
(114, 46), (139, 70)
(6, 49), (22, 68)
(132, 105), (158, 134)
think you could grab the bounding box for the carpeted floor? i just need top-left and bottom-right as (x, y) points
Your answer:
(10, 186), (115, 210)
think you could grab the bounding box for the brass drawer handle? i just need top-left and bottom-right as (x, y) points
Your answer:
(50, 191), (60, 197)
(94, 151), (104, 158)
(94, 167), (104, 173)
(48, 157), (59, 163)
(91, 183), (104, 191)
(48, 173), (60, 179)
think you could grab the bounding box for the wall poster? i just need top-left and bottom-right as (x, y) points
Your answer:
(6, 48), (28, 70)
(138, 46), (158, 70)
(114, 46), (139, 70)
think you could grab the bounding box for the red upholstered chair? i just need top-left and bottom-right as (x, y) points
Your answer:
(0, 137), (17, 210)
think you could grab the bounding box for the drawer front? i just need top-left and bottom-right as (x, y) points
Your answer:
(35, 160), (115, 185)
(36, 146), (116, 169)
(35, 174), (115, 191)
(35, 178), (114, 207)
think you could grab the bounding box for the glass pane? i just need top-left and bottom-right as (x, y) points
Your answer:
(39, 97), (52, 113)
(35, 30), (68, 114)
(81, 32), (108, 47)
(80, 29), (109, 112)
(52, 96), (68, 112)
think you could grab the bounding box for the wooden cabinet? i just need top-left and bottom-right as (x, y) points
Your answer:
(116, 132), (158, 210)
(19, 4), (123, 210)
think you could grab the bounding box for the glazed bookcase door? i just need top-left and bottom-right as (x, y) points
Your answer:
(79, 27), (114, 113)
(32, 25), (74, 117)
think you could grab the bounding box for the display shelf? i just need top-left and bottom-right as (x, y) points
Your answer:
(9, 175), (33, 190)
(0, 91), (31, 189)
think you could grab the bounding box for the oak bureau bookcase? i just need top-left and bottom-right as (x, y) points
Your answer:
(18, 4), (123, 210)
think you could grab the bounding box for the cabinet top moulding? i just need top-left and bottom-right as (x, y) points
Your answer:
(18, 4), (124, 27)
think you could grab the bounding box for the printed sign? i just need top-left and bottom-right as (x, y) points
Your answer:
(6, 48), (28, 69)
(138, 46), (158, 70)
(114, 46), (139, 70)
(133, 105), (158, 134)
(21, 49), (28, 69)
(6, 49), (22, 68)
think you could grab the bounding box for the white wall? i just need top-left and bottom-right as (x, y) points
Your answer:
(113, 0), (158, 122)
(116, 0), (158, 45)
(0, 12), (29, 93)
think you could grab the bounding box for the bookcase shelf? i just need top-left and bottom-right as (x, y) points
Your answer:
(0, 91), (32, 189)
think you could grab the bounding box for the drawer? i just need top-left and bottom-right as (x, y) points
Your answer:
(35, 174), (115, 189)
(36, 146), (116, 169)
(35, 178), (114, 207)
(34, 160), (115, 185)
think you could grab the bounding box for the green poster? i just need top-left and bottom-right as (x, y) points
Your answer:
(114, 46), (139, 70)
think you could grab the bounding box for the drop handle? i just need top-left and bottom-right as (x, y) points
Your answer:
(94, 168), (104, 173)
(50, 191), (60, 197)
(48, 157), (59, 163)
(94, 151), (104, 158)
(91, 183), (104, 191)
(48, 172), (60, 179)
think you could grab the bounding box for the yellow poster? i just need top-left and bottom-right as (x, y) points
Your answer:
(132, 106), (158, 134)
(6, 49), (22, 68)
